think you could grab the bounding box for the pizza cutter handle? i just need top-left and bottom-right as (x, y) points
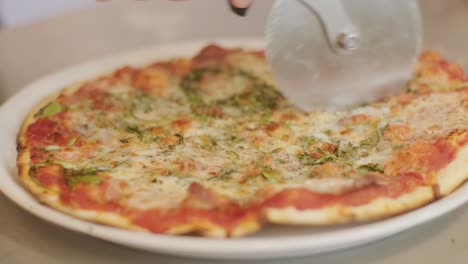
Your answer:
(300, 0), (360, 54)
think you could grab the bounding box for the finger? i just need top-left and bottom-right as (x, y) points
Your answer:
(229, 0), (253, 8)
(229, 0), (253, 16)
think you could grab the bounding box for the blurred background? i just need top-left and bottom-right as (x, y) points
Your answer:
(0, 0), (467, 102)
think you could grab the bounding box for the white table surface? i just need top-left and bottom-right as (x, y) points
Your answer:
(1, 1), (468, 263)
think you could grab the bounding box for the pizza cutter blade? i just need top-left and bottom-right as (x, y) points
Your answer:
(265, 0), (422, 111)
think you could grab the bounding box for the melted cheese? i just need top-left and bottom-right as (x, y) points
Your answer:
(304, 177), (373, 195)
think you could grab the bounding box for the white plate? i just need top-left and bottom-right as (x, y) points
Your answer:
(1, 38), (468, 260)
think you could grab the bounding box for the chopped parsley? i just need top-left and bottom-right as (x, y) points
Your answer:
(360, 128), (382, 149)
(180, 68), (219, 106)
(336, 142), (358, 159)
(174, 133), (185, 145)
(299, 148), (337, 166)
(198, 135), (215, 150)
(357, 163), (385, 174)
(209, 168), (235, 181)
(63, 167), (103, 189)
(181, 67), (283, 113)
(126, 125), (144, 139)
(261, 169), (280, 181)
(227, 150), (240, 160)
(68, 136), (79, 147)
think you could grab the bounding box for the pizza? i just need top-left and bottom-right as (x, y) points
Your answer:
(16, 44), (468, 237)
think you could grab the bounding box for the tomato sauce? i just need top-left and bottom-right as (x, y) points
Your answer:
(193, 45), (233, 65)
(419, 51), (467, 82)
(58, 85), (117, 111)
(59, 185), (122, 212)
(34, 165), (67, 189)
(26, 118), (74, 146)
(131, 182), (260, 234)
(33, 164), (121, 212)
(430, 139), (457, 171)
(262, 173), (424, 210)
(385, 138), (458, 179)
(131, 206), (258, 235)
(29, 148), (48, 164)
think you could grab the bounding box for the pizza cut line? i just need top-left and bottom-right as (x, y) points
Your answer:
(17, 45), (468, 237)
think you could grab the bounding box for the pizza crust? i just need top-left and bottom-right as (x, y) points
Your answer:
(265, 186), (434, 225)
(435, 145), (468, 196)
(166, 214), (262, 237)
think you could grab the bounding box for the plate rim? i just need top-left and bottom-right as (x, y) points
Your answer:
(1, 37), (467, 260)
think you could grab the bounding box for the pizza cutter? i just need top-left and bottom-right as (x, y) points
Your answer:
(265, 0), (422, 111)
